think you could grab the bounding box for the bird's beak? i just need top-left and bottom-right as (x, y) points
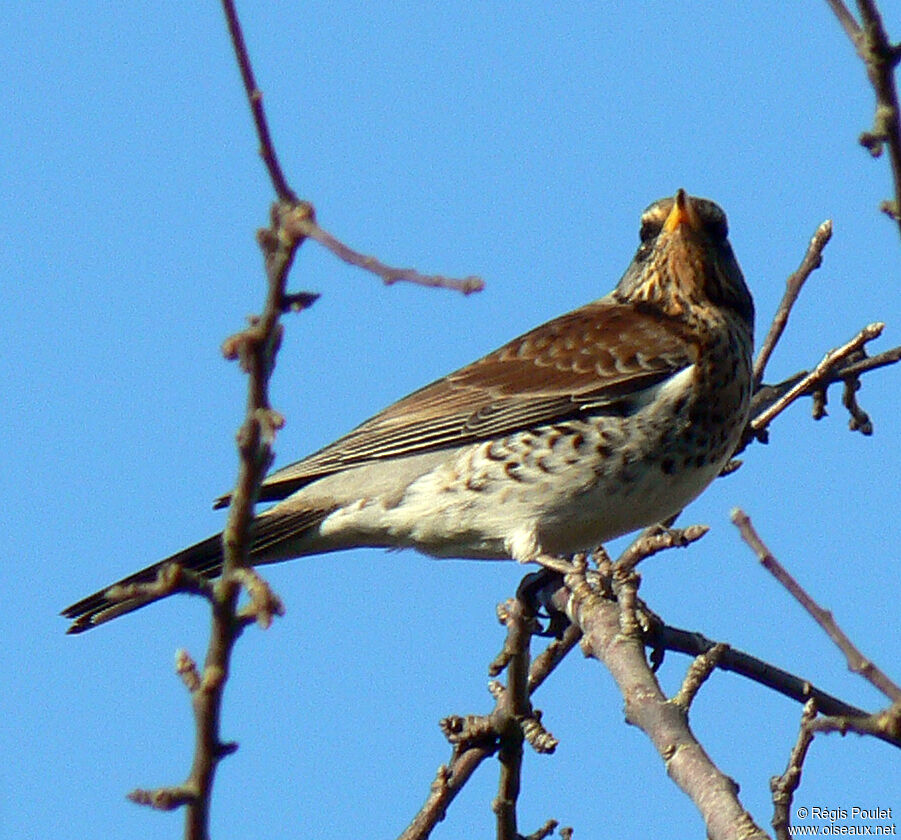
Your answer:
(663, 189), (700, 233)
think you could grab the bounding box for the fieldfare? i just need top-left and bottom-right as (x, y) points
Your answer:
(64, 190), (754, 633)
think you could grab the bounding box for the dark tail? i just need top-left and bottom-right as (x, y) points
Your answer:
(62, 533), (225, 633)
(62, 508), (330, 634)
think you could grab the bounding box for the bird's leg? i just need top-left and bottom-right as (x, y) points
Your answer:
(517, 558), (585, 638)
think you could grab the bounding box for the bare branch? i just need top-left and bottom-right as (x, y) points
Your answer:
(731, 509), (901, 703)
(841, 374), (873, 433)
(521, 819), (560, 840)
(231, 566), (285, 629)
(771, 700), (818, 840)
(289, 213), (484, 295)
(398, 750), (492, 840)
(671, 643), (729, 712)
(127, 785), (197, 811)
(528, 567), (901, 752)
(649, 624), (901, 746)
(527, 623), (582, 694)
(742, 340), (901, 455)
(615, 524), (709, 575)
(550, 565), (769, 840)
(220, 0), (295, 201)
(175, 649), (202, 693)
(541, 536), (896, 744)
(749, 322), (885, 434)
(824, 0), (864, 43)
(492, 596), (532, 840)
(221, 0), (482, 296)
(825, 0), (901, 234)
(807, 701), (901, 739)
(106, 562), (214, 608)
(175, 199), (305, 839)
(835, 343), (901, 377)
(400, 590), (573, 840)
(753, 220), (833, 388)
(520, 709), (558, 754)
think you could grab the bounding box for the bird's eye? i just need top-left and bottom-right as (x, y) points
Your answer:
(695, 200), (729, 242)
(705, 212), (728, 242)
(639, 210), (669, 242)
(639, 218), (661, 242)
(638, 199), (671, 243)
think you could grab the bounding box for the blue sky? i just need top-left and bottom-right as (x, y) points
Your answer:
(3, 3), (900, 838)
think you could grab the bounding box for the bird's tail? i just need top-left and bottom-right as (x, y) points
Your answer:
(62, 508), (329, 634)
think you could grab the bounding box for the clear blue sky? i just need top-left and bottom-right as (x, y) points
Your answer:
(3, 3), (900, 838)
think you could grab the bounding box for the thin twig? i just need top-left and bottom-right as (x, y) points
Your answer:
(671, 643), (729, 712)
(133, 204), (309, 832)
(222, 0), (481, 296)
(521, 820), (560, 840)
(175, 649), (202, 693)
(753, 220), (833, 388)
(771, 700), (818, 840)
(825, 0), (864, 42)
(399, 592), (575, 840)
(750, 322), (884, 433)
(99, 562), (215, 621)
(521, 567), (901, 754)
(807, 701), (901, 739)
(856, 0), (901, 225)
(655, 625), (890, 723)
(127, 786), (197, 811)
(835, 343), (901, 377)
(492, 597), (533, 840)
(841, 374), (873, 433)
(172, 202), (302, 840)
(616, 524), (709, 575)
(397, 750), (491, 840)
(220, 0), (295, 201)
(292, 214), (484, 295)
(731, 509), (901, 704)
(825, 0), (901, 233)
(527, 623), (582, 693)
(742, 341), (901, 451)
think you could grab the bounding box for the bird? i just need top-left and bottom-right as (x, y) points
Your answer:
(63, 190), (754, 634)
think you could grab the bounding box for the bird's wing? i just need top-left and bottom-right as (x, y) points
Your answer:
(215, 300), (697, 507)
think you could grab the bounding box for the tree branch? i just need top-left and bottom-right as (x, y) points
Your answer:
(220, 0), (295, 201)
(753, 220), (833, 388)
(737, 323), (899, 457)
(398, 599), (576, 840)
(616, 523), (710, 575)
(671, 642), (729, 712)
(178, 201), (301, 840)
(492, 597), (532, 840)
(649, 623), (901, 749)
(289, 213), (484, 295)
(548, 563), (769, 840)
(220, 0), (484, 296)
(731, 509), (901, 704)
(825, 0), (901, 233)
(770, 700), (818, 840)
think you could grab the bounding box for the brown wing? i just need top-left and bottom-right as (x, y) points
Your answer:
(215, 299), (696, 507)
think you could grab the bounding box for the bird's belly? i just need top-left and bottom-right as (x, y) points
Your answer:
(375, 400), (740, 561)
(534, 452), (723, 556)
(309, 353), (748, 563)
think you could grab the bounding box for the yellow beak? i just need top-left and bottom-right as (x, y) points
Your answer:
(663, 189), (700, 233)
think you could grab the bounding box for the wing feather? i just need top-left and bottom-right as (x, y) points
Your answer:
(215, 300), (696, 507)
